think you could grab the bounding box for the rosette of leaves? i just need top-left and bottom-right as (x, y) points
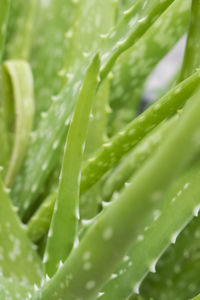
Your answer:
(0, 1), (200, 300)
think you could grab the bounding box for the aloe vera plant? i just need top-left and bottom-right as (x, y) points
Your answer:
(1, 0), (200, 300)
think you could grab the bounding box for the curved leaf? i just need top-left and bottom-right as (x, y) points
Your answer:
(5, 0), (37, 60)
(100, 0), (176, 80)
(80, 70), (200, 194)
(3, 60), (34, 187)
(44, 54), (100, 278)
(101, 161), (200, 299)
(12, 0), (175, 220)
(102, 119), (175, 201)
(12, 0), (114, 220)
(27, 192), (57, 243)
(32, 88), (200, 300)
(25, 70), (200, 241)
(109, 0), (190, 134)
(179, 0), (200, 81)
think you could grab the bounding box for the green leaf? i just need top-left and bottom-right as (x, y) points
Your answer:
(80, 70), (200, 195)
(25, 78), (111, 242)
(102, 118), (176, 202)
(2, 60), (34, 187)
(84, 79), (110, 161)
(179, 0), (200, 81)
(25, 70), (200, 242)
(44, 54), (100, 278)
(140, 214), (200, 300)
(27, 192), (57, 243)
(12, 0), (173, 219)
(0, 84), (11, 174)
(30, 0), (74, 124)
(80, 78), (111, 219)
(191, 291), (200, 300)
(99, 0), (176, 80)
(101, 160), (200, 299)
(0, 170), (42, 285)
(109, 0), (191, 134)
(32, 88), (200, 300)
(119, 0), (137, 13)
(12, 0), (114, 220)
(135, 1), (200, 298)
(0, 0), (10, 60)
(5, 0), (37, 60)
(0, 275), (33, 300)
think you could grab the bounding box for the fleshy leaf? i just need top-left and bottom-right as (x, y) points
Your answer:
(102, 119), (175, 201)
(80, 70), (200, 194)
(140, 211), (200, 300)
(99, 0), (176, 80)
(0, 170), (42, 285)
(32, 88), (200, 300)
(12, 0), (114, 220)
(179, 0), (200, 81)
(12, 0), (174, 219)
(0, 275), (33, 300)
(138, 1), (200, 298)
(2, 60), (34, 187)
(44, 54), (100, 278)
(25, 70), (200, 241)
(5, 0), (37, 60)
(27, 192), (57, 243)
(0, 0), (10, 60)
(101, 160), (200, 299)
(80, 78), (111, 219)
(191, 290), (200, 300)
(30, 0), (74, 124)
(109, 0), (190, 134)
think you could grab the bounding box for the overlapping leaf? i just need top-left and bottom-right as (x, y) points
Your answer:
(32, 88), (200, 300)
(2, 60), (34, 187)
(0, 170), (42, 285)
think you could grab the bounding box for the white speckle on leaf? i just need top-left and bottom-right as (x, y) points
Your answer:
(123, 255), (130, 262)
(128, 261), (133, 267)
(151, 190), (162, 201)
(83, 262), (91, 270)
(138, 16), (147, 24)
(83, 251), (91, 260)
(42, 162), (48, 171)
(110, 273), (118, 279)
(103, 228), (113, 240)
(184, 182), (190, 189)
(177, 190), (182, 197)
(31, 184), (37, 193)
(8, 235), (21, 261)
(34, 284), (39, 291)
(171, 197), (176, 203)
(86, 280), (96, 290)
(137, 235), (144, 241)
(153, 209), (161, 221)
(53, 140), (59, 149)
(65, 29), (73, 39)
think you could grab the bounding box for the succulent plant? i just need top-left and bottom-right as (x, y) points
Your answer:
(1, 0), (200, 300)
